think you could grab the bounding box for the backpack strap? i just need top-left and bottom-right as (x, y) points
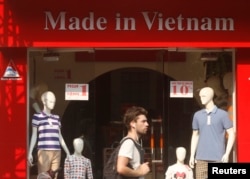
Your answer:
(119, 137), (144, 164)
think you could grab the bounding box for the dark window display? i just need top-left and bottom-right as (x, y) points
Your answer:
(28, 49), (234, 179)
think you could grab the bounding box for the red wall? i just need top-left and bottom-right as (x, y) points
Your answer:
(1, 0), (250, 178)
(0, 48), (27, 179)
(236, 49), (250, 162)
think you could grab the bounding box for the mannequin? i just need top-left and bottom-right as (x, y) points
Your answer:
(28, 91), (70, 179)
(189, 87), (235, 179)
(165, 147), (193, 179)
(64, 138), (93, 179)
(206, 75), (228, 110)
(29, 82), (48, 113)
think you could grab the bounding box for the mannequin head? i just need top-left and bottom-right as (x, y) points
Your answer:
(41, 91), (56, 111)
(73, 138), (84, 155)
(206, 75), (226, 97)
(30, 82), (48, 101)
(199, 87), (214, 106)
(176, 147), (186, 163)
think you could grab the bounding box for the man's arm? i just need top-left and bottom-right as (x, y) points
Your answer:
(117, 156), (149, 177)
(221, 127), (235, 162)
(189, 130), (199, 168)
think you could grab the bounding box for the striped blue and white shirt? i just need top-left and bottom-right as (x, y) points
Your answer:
(32, 112), (61, 150)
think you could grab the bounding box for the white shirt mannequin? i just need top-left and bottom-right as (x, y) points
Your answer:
(165, 147), (193, 179)
(28, 91), (70, 175)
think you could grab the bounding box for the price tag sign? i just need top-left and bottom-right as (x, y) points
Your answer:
(170, 81), (193, 98)
(65, 83), (89, 100)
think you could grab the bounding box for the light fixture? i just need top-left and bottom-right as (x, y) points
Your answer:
(43, 52), (60, 61)
(200, 52), (218, 61)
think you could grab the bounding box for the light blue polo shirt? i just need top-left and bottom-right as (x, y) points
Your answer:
(192, 105), (233, 161)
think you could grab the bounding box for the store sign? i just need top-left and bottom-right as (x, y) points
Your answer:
(65, 83), (89, 100)
(2, 0), (250, 47)
(170, 81), (193, 98)
(44, 11), (234, 32)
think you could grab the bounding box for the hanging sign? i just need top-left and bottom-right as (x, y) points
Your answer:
(65, 83), (89, 100)
(170, 81), (193, 98)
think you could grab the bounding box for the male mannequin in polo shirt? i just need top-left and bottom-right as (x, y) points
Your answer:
(189, 87), (235, 179)
(28, 91), (70, 179)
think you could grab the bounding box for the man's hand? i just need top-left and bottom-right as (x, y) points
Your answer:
(137, 162), (150, 176)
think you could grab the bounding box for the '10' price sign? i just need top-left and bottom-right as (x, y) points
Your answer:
(170, 81), (193, 98)
(65, 83), (89, 100)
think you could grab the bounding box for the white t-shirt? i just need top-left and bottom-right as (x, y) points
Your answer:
(118, 138), (143, 179)
(165, 163), (193, 179)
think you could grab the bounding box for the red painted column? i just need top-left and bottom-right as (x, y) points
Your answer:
(236, 48), (250, 162)
(0, 48), (27, 178)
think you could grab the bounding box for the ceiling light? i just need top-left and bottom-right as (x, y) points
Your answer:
(43, 52), (60, 61)
(200, 52), (218, 61)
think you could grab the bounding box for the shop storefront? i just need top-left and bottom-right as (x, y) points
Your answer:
(1, 0), (250, 178)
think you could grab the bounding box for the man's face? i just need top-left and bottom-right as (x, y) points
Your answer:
(134, 114), (149, 135)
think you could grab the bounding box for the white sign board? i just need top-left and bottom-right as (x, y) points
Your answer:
(170, 81), (193, 98)
(65, 83), (89, 100)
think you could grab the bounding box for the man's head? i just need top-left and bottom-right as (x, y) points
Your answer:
(123, 106), (149, 134)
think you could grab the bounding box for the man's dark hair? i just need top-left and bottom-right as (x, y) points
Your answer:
(123, 106), (148, 130)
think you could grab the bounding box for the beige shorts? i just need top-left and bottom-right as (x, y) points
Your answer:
(37, 150), (61, 178)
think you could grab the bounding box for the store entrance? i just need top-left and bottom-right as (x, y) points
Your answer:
(28, 49), (234, 179)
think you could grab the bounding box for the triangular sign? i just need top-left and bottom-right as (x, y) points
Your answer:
(1, 60), (21, 80)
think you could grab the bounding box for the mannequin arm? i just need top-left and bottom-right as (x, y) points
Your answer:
(189, 130), (199, 168)
(28, 127), (38, 166)
(221, 127), (235, 162)
(59, 129), (70, 157)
